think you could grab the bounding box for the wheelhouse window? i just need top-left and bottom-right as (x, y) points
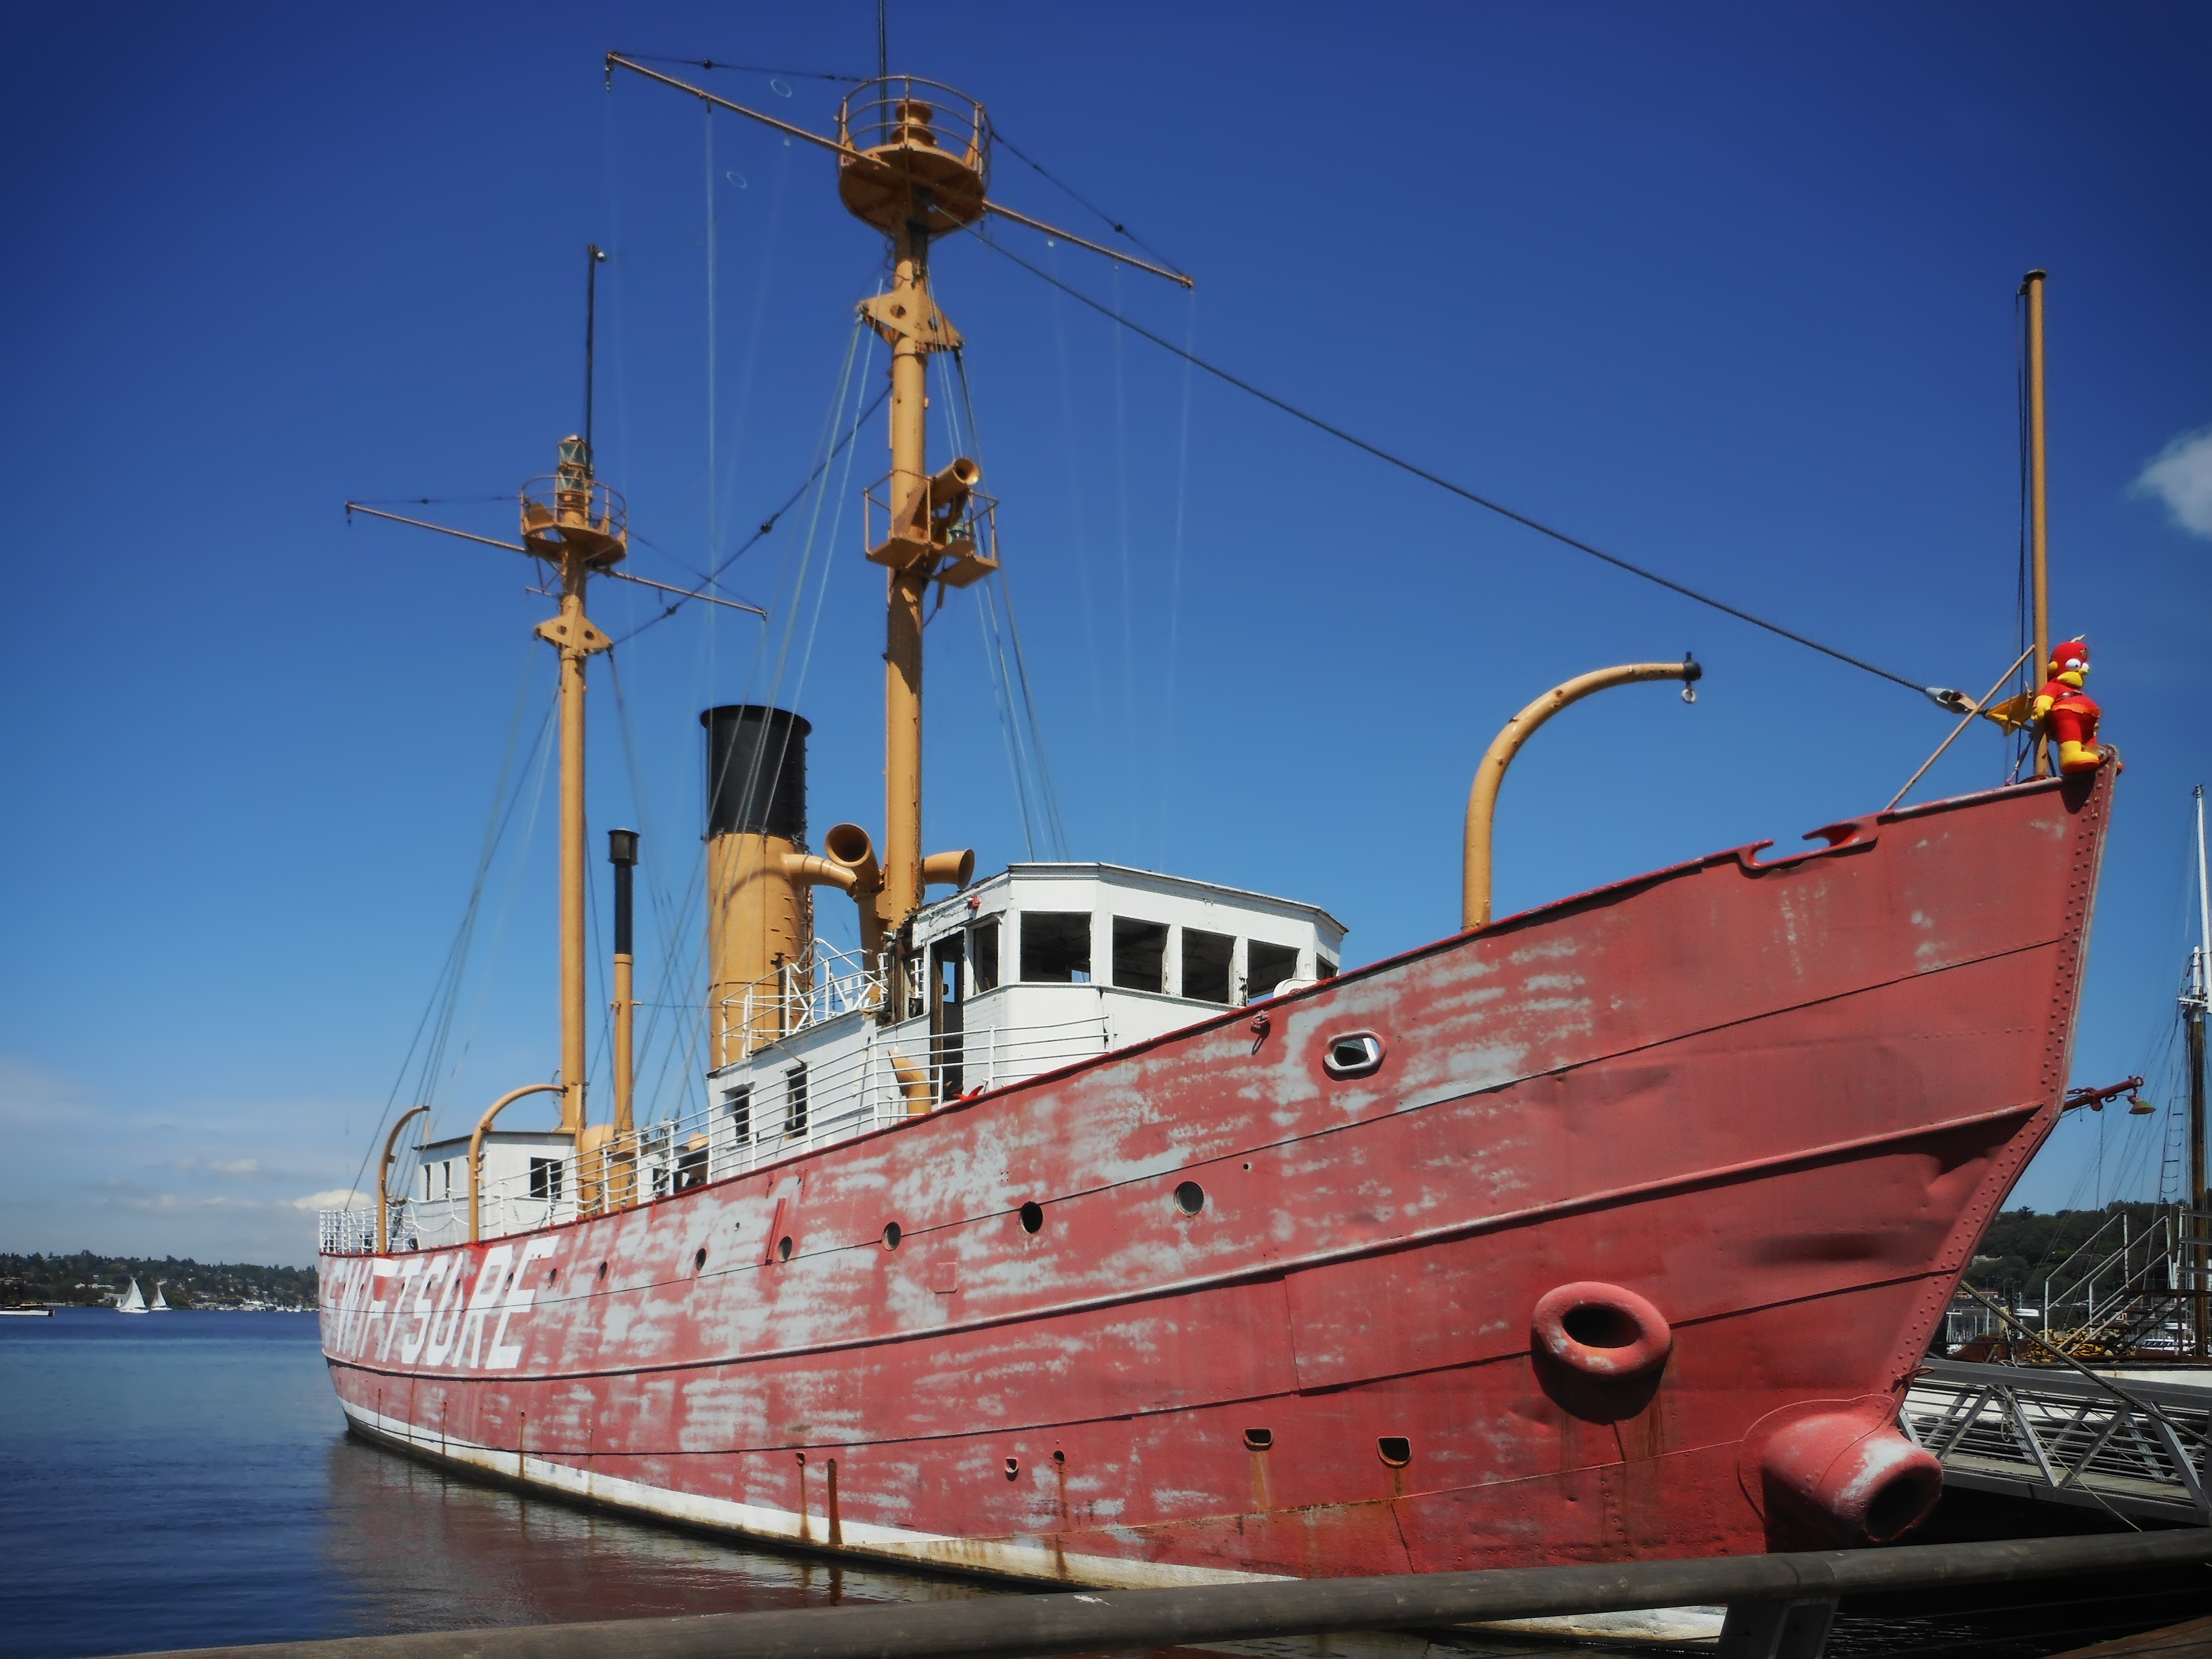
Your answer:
(1247, 941), (1300, 1002)
(529, 1158), (565, 1201)
(1112, 918), (1168, 993)
(784, 1062), (809, 1138)
(723, 1084), (752, 1142)
(1182, 928), (1234, 1004)
(676, 1134), (709, 1191)
(970, 919), (1000, 991)
(1021, 912), (1092, 983)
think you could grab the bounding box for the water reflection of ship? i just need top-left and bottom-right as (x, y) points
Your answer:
(320, 1432), (992, 1634)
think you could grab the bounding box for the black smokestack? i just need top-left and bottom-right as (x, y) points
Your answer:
(700, 705), (810, 843)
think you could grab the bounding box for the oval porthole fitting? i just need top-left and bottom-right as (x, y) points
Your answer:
(1378, 1436), (1411, 1467)
(596, 1261), (608, 1284)
(882, 1222), (902, 1250)
(1174, 1180), (1205, 1215)
(777, 1236), (793, 1262)
(1004, 1456), (1021, 1480)
(1019, 1201), (1044, 1235)
(1322, 1032), (1385, 1080)
(693, 1247), (708, 1273)
(1243, 1427), (1274, 1451)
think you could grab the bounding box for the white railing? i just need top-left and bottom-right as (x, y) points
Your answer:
(719, 947), (886, 1060)
(318, 1208), (377, 1255)
(337, 1010), (1115, 1251)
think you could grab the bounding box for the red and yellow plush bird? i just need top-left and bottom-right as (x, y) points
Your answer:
(2032, 638), (2103, 773)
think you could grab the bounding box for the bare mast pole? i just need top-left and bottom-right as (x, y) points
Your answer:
(2189, 784), (2210, 1355)
(2022, 269), (2051, 779)
(884, 221), (931, 927)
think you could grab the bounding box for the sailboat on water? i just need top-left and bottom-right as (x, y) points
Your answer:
(150, 1285), (172, 1312)
(116, 1279), (148, 1315)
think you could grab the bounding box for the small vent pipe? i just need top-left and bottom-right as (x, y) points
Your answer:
(607, 829), (638, 1140)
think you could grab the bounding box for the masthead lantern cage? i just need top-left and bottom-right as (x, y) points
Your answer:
(836, 77), (992, 234)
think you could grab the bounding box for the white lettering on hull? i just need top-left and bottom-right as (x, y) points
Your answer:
(325, 1239), (564, 1372)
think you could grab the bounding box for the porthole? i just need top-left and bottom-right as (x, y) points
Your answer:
(1019, 1201), (1044, 1235)
(1174, 1180), (1205, 1215)
(1378, 1436), (1411, 1467)
(1052, 1449), (1066, 1465)
(693, 1247), (708, 1273)
(1243, 1427), (1274, 1451)
(1322, 1032), (1385, 1080)
(882, 1222), (902, 1250)
(545, 1266), (558, 1286)
(777, 1236), (794, 1262)
(596, 1261), (608, 1284)
(1004, 1456), (1021, 1480)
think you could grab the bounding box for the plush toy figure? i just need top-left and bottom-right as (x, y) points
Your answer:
(2032, 638), (2103, 774)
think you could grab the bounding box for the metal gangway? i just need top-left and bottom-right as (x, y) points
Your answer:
(1903, 1356), (2212, 1524)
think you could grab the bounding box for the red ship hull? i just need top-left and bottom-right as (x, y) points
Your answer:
(319, 769), (2110, 1585)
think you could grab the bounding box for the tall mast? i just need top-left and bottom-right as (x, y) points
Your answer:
(2189, 784), (2210, 1354)
(601, 52), (1190, 1009)
(2022, 269), (2051, 778)
(838, 80), (999, 954)
(521, 438), (623, 1131)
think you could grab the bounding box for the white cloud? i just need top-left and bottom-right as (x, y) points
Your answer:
(2134, 426), (2212, 539)
(292, 1188), (368, 1211)
(208, 1157), (264, 1177)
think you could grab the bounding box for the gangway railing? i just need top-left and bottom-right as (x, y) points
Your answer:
(1902, 1356), (2212, 1524)
(2038, 1205), (2212, 1359)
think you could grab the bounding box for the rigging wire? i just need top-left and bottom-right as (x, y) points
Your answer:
(991, 129), (1182, 274)
(344, 652), (555, 1205)
(1157, 290), (1199, 871)
(611, 381), (890, 647)
(606, 653), (709, 1121)
(948, 344), (1071, 857)
(1110, 261), (1140, 827)
(704, 105), (720, 595)
(349, 495), (515, 505)
(937, 350), (1047, 859)
(613, 53), (866, 84)
(967, 222), (1953, 703)
(429, 681), (562, 1126)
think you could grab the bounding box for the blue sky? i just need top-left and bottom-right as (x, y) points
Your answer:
(3, 3), (2207, 1264)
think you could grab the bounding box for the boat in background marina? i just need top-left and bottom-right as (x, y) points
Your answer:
(318, 52), (2120, 1589)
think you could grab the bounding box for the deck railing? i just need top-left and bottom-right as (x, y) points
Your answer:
(322, 1011), (1113, 1253)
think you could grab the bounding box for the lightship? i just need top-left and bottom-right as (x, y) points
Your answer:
(318, 62), (2113, 1585)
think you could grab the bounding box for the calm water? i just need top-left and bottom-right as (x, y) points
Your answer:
(2, 1311), (2199, 1659)
(0, 1312), (1510, 1659)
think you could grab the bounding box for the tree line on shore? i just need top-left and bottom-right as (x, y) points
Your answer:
(2, 1250), (317, 1309)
